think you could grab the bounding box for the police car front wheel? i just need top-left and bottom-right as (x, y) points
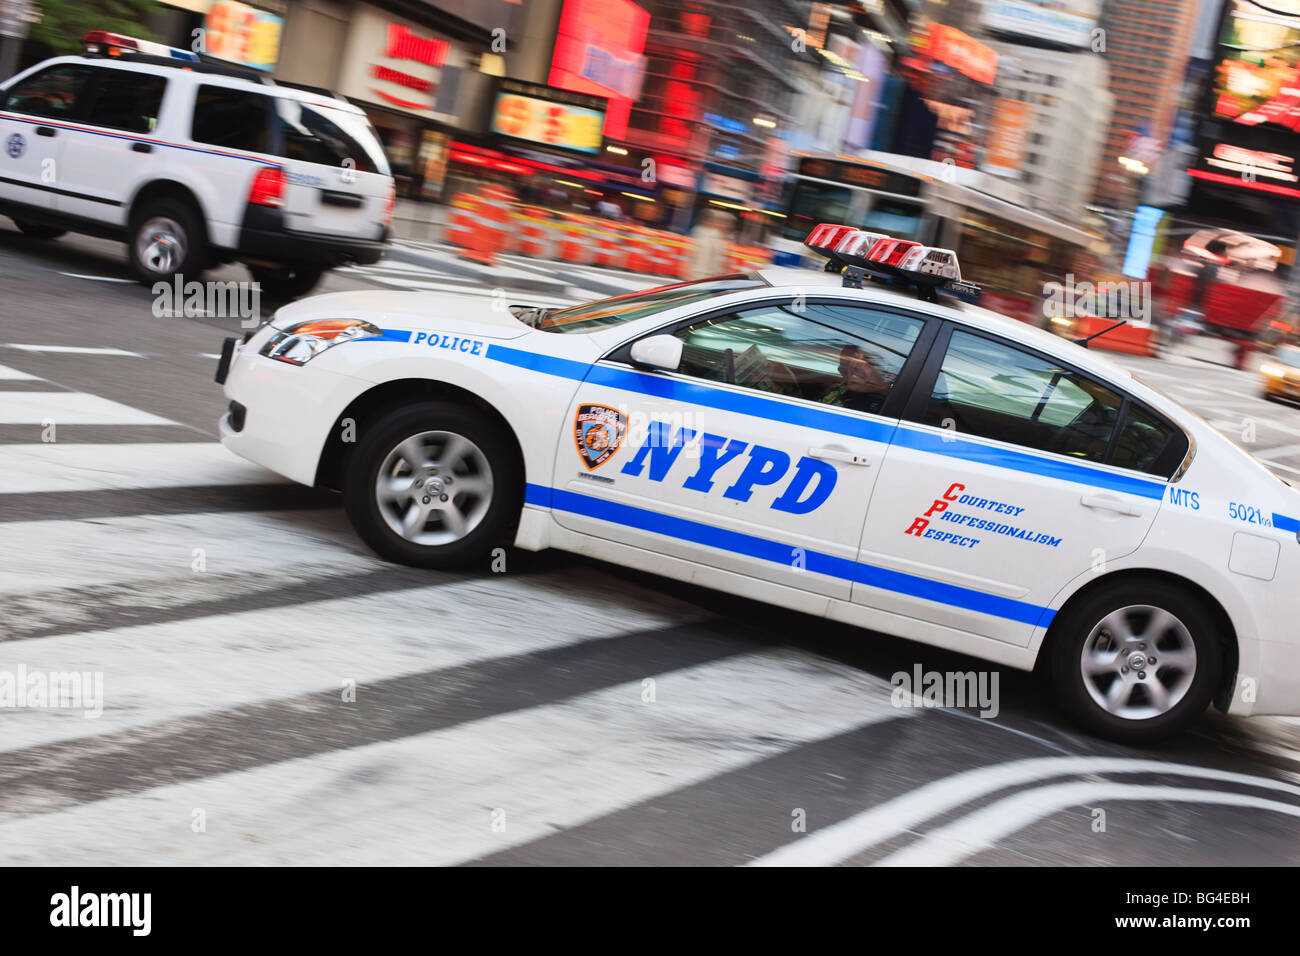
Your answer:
(342, 401), (521, 568)
(1048, 579), (1221, 743)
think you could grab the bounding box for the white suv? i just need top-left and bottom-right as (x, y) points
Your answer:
(0, 32), (394, 299)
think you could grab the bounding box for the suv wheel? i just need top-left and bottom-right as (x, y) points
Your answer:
(13, 219), (66, 240)
(129, 198), (206, 282)
(248, 264), (325, 302)
(342, 401), (521, 568)
(1048, 578), (1221, 743)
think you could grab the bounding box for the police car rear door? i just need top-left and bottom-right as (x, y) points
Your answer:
(550, 297), (936, 601)
(853, 323), (1173, 646)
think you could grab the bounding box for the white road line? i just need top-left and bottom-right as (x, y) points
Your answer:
(57, 273), (137, 283)
(876, 782), (1300, 866)
(1, 344), (143, 357)
(0, 363), (41, 380)
(0, 651), (906, 865)
(197, 353), (222, 360)
(0, 392), (174, 426)
(748, 755), (1300, 866)
(1268, 460), (1300, 477)
(0, 508), (368, 596)
(0, 442), (279, 493)
(0, 569), (708, 753)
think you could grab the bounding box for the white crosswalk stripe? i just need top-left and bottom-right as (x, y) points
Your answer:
(0, 392), (175, 426)
(0, 443), (280, 493)
(0, 651), (903, 865)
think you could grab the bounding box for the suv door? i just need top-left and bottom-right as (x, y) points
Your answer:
(853, 324), (1184, 646)
(57, 65), (168, 223)
(0, 64), (93, 213)
(549, 298), (934, 600)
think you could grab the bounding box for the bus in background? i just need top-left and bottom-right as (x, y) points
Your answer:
(771, 152), (1105, 327)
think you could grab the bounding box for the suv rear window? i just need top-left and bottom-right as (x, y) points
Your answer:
(274, 100), (387, 175)
(191, 85), (273, 153)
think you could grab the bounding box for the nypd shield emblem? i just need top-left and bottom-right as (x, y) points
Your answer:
(574, 403), (627, 470)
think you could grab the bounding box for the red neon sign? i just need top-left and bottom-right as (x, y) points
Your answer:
(549, 0), (649, 140)
(386, 24), (448, 67)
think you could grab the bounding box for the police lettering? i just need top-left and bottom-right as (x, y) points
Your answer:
(412, 331), (484, 355)
(620, 422), (837, 514)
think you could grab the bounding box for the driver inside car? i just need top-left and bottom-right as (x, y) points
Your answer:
(823, 344), (891, 413)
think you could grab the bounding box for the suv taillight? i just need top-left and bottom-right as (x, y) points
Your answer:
(248, 167), (285, 208)
(382, 182), (396, 227)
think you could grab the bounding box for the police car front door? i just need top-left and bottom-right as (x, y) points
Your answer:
(550, 299), (932, 601)
(854, 326), (1169, 646)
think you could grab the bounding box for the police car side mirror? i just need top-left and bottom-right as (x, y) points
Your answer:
(630, 335), (682, 372)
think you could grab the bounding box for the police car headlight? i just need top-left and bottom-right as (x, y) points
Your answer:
(260, 319), (381, 365)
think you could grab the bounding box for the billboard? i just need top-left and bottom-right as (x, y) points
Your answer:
(549, 0), (649, 140)
(980, 0), (1097, 50)
(1210, 0), (1300, 130)
(203, 0), (282, 72)
(490, 79), (607, 154)
(920, 24), (998, 85)
(983, 98), (1032, 177)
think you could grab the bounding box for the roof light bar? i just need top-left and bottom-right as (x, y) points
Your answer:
(803, 223), (981, 304)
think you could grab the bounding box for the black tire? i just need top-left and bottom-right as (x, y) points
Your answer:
(342, 400), (521, 568)
(13, 219), (66, 240)
(1048, 578), (1221, 744)
(248, 264), (326, 302)
(128, 198), (207, 282)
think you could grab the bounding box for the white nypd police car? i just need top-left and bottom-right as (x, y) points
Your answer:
(216, 228), (1300, 742)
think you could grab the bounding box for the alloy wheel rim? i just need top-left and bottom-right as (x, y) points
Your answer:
(137, 216), (186, 275)
(1079, 604), (1197, 720)
(375, 430), (494, 546)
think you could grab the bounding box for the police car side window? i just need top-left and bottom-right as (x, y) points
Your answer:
(924, 330), (1122, 464)
(673, 303), (925, 412)
(4, 65), (92, 119)
(191, 86), (273, 153)
(79, 69), (166, 134)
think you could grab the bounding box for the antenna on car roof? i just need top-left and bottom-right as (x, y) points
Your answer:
(1075, 319), (1128, 348)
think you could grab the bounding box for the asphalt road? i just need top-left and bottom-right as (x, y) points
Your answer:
(2, 222), (1300, 866)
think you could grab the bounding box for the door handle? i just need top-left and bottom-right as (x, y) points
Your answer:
(1080, 494), (1141, 516)
(131, 142), (153, 153)
(809, 446), (871, 466)
(35, 126), (56, 137)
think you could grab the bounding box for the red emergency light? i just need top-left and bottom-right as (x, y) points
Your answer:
(803, 223), (979, 303)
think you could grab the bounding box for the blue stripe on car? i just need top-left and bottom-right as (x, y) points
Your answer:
(527, 483), (1054, 628)
(1273, 512), (1300, 534)
(483, 341), (1165, 499)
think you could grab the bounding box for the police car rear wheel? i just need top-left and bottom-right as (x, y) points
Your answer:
(343, 402), (520, 568)
(13, 220), (66, 240)
(1049, 579), (1220, 743)
(128, 199), (206, 282)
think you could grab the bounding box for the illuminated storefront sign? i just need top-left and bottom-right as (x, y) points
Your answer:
(203, 0), (281, 72)
(337, 6), (465, 119)
(980, 0), (1096, 50)
(549, 0), (649, 139)
(920, 24), (998, 85)
(490, 79), (607, 154)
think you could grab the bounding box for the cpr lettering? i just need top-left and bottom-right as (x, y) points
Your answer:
(906, 482), (965, 536)
(621, 421), (838, 514)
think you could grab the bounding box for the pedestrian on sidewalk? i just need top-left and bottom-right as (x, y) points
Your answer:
(688, 209), (734, 279)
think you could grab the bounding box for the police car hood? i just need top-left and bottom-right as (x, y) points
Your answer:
(270, 290), (530, 339)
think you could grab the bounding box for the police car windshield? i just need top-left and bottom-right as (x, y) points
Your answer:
(533, 276), (765, 333)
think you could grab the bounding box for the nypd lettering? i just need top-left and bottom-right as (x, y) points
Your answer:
(905, 482), (1062, 549)
(412, 331), (484, 354)
(620, 420), (837, 514)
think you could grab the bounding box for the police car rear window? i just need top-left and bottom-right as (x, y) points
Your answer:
(535, 276), (765, 334)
